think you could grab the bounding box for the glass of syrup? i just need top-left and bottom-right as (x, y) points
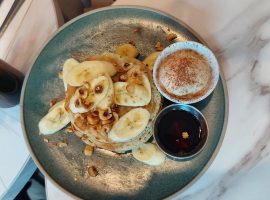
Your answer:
(154, 104), (208, 160)
(0, 59), (24, 108)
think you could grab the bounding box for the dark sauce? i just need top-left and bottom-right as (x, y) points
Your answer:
(157, 110), (202, 155)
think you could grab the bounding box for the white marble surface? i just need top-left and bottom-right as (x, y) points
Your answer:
(44, 0), (270, 199)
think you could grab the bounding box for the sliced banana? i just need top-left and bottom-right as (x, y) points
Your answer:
(132, 143), (166, 166)
(143, 52), (160, 71)
(96, 75), (114, 110)
(114, 69), (151, 106)
(108, 108), (150, 142)
(115, 43), (139, 58)
(62, 58), (79, 90)
(69, 76), (110, 113)
(66, 61), (116, 86)
(38, 100), (70, 135)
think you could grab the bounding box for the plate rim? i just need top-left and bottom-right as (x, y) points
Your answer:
(20, 5), (229, 199)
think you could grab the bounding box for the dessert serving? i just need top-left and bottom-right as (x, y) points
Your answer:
(153, 41), (220, 104)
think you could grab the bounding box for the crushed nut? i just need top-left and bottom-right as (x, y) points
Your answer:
(87, 166), (98, 177)
(58, 71), (63, 79)
(111, 104), (119, 112)
(92, 110), (99, 117)
(58, 142), (68, 148)
(155, 42), (164, 51)
(83, 145), (94, 156)
(119, 74), (128, 81)
(124, 63), (130, 68)
(94, 85), (103, 94)
(99, 108), (113, 121)
(166, 33), (177, 41)
(87, 114), (100, 125)
(128, 41), (136, 46)
(75, 98), (81, 108)
(50, 142), (57, 148)
(80, 134), (88, 141)
(78, 88), (88, 99)
(43, 138), (49, 143)
(101, 123), (112, 133)
(50, 99), (57, 108)
(133, 27), (141, 33)
(182, 131), (189, 139)
(65, 126), (73, 133)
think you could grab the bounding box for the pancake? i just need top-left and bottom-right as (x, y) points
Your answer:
(65, 54), (162, 153)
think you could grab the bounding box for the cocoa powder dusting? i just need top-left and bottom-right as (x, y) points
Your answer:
(156, 49), (212, 100)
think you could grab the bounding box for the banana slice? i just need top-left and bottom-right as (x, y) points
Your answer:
(114, 70), (151, 106)
(66, 61), (116, 86)
(132, 143), (166, 166)
(38, 100), (70, 135)
(108, 108), (150, 142)
(63, 58), (79, 90)
(115, 43), (139, 58)
(69, 76), (110, 113)
(143, 52), (160, 71)
(96, 75), (114, 110)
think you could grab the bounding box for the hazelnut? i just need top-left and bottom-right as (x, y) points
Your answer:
(83, 145), (94, 156)
(87, 115), (100, 125)
(155, 42), (164, 51)
(119, 74), (128, 81)
(94, 85), (103, 94)
(166, 33), (177, 41)
(58, 142), (68, 148)
(99, 108), (113, 121)
(87, 166), (98, 177)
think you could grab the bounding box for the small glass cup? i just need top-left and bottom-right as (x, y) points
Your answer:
(0, 59), (24, 108)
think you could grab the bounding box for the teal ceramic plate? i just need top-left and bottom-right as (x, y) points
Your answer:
(21, 6), (228, 200)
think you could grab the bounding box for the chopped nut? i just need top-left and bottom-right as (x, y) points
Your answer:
(166, 33), (177, 41)
(80, 134), (88, 141)
(43, 138), (49, 143)
(133, 27), (141, 33)
(75, 98), (82, 108)
(87, 166), (98, 177)
(87, 114), (100, 125)
(119, 74), (128, 81)
(84, 145), (94, 156)
(50, 99), (57, 108)
(111, 104), (119, 112)
(182, 131), (189, 139)
(155, 42), (164, 51)
(128, 41), (136, 46)
(65, 126), (73, 133)
(101, 123), (113, 133)
(58, 142), (68, 148)
(124, 63), (130, 68)
(78, 88), (88, 99)
(58, 71), (63, 79)
(99, 108), (113, 121)
(92, 110), (99, 117)
(94, 85), (103, 94)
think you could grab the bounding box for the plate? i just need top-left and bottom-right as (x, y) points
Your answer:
(21, 6), (228, 200)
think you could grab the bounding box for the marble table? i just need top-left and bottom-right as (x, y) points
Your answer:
(45, 0), (270, 199)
